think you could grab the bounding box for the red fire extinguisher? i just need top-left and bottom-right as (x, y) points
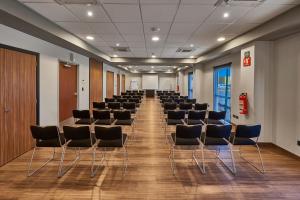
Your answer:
(239, 93), (248, 115)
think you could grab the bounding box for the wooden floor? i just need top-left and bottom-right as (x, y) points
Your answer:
(1, 98), (300, 199)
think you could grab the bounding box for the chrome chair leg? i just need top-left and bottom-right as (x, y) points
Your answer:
(216, 142), (236, 175)
(239, 144), (265, 173)
(91, 147), (105, 177)
(27, 147), (56, 177)
(57, 146), (80, 178)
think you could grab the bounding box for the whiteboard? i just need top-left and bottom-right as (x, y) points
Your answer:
(142, 74), (158, 90)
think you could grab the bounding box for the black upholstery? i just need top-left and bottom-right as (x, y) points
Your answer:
(123, 102), (136, 113)
(166, 110), (185, 125)
(231, 125), (261, 145)
(164, 102), (177, 114)
(208, 111), (226, 120)
(179, 103), (193, 112)
(202, 125), (232, 146)
(114, 110), (133, 125)
(171, 124), (202, 145)
(93, 102), (106, 110)
(73, 110), (93, 124)
(63, 126), (95, 147)
(186, 99), (196, 104)
(93, 110), (114, 125)
(113, 95), (121, 99)
(30, 126), (64, 147)
(94, 126), (127, 147)
(108, 102), (121, 110)
(194, 103), (208, 111)
(105, 98), (115, 103)
(185, 110), (206, 125)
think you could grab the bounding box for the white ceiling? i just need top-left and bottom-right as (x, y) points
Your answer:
(19, 0), (300, 59)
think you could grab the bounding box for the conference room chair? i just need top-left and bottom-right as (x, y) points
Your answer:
(230, 124), (265, 173)
(91, 126), (128, 177)
(105, 98), (115, 103)
(129, 98), (140, 107)
(93, 110), (115, 125)
(164, 110), (186, 141)
(113, 95), (121, 99)
(174, 92), (180, 96)
(168, 124), (204, 174)
(180, 96), (188, 100)
(118, 98), (128, 107)
(59, 126), (95, 177)
(108, 102), (121, 112)
(174, 98), (185, 105)
(113, 110), (135, 137)
(201, 124), (236, 174)
(123, 95), (131, 99)
(28, 126), (65, 177)
(123, 102), (137, 114)
(93, 102), (108, 111)
(162, 102), (177, 121)
(186, 98), (197, 104)
(194, 103), (208, 111)
(205, 111), (226, 125)
(185, 110), (206, 125)
(179, 102), (193, 114)
(72, 110), (94, 125)
(121, 92), (127, 96)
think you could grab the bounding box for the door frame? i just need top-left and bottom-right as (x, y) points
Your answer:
(0, 43), (40, 125)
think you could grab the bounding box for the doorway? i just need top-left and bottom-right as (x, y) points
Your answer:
(213, 65), (231, 122)
(59, 62), (78, 122)
(188, 72), (193, 99)
(106, 71), (114, 98)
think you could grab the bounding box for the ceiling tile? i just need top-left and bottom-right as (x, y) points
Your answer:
(181, 0), (216, 5)
(89, 23), (119, 34)
(143, 22), (172, 34)
(127, 42), (146, 48)
(24, 3), (78, 22)
(221, 23), (260, 35)
(166, 34), (190, 43)
(57, 22), (93, 34)
(123, 35), (145, 42)
(174, 5), (215, 22)
(115, 23), (144, 35)
(99, 0), (138, 3)
(64, 4), (110, 22)
(169, 23), (199, 35)
(103, 4), (141, 22)
(140, 0), (180, 4)
(130, 48), (148, 53)
(141, 4), (178, 22)
(193, 22), (229, 37)
(100, 34), (124, 41)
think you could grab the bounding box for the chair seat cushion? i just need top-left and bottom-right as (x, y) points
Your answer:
(75, 119), (94, 125)
(202, 137), (228, 145)
(67, 138), (95, 147)
(185, 119), (204, 125)
(205, 119), (223, 125)
(166, 119), (184, 125)
(171, 133), (200, 145)
(95, 119), (115, 125)
(115, 119), (133, 125)
(36, 135), (65, 147)
(124, 109), (136, 114)
(98, 134), (127, 147)
(231, 137), (256, 145)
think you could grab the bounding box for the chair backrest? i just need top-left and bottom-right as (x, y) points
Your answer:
(121, 92), (126, 96)
(186, 99), (196, 104)
(164, 102), (177, 110)
(105, 98), (115, 103)
(93, 110), (110, 120)
(179, 103), (193, 110)
(180, 96), (188, 100)
(30, 125), (60, 140)
(208, 111), (226, 120)
(176, 124), (202, 139)
(123, 102), (136, 110)
(63, 126), (91, 140)
(93, 102), (106, 109)
(129, 98), (140, 103)
(108, 102), (121, 109)
(167, 110), (186, 120)
(235, 124), (261, 138)
(94, 126), (122, 141)
(73, 110), (90, 119)
(114, 110), (131, 120)
(194, 103), (208, 111)
(118, 98), (128, 103)
(188, 110), (206, 120)
(205, 124), (232, 139)
(113, 95), (121, 99)
(175, 98), (185, 104)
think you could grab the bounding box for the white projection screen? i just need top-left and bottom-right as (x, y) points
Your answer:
(142, 74), (159, 90)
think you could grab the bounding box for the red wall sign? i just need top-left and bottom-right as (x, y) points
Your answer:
(243, 51), (251, 67)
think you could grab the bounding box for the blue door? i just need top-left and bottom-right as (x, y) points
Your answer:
(188, 72), (193, 99)
(213, 65), (231, 122)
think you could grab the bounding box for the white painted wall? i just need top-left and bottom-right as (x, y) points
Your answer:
(0, 24), (89, 126)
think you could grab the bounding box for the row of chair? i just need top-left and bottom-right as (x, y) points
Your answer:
(93, 102), (139, 112)
(168, 124), (264, 175)
(28, 125), (128, 177)
(163, 102), (208, 113)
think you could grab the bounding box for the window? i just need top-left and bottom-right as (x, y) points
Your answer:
(213, 65), (231, 122)
(188, 72), (193, 99)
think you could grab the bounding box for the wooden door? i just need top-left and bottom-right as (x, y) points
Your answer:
(1, 48), (36, 166)
(122, 74), (125, 92)
(106, 71), (114, 98)
(0, 48), (5, 166)
(117, 74), (120, 95)
(89, 59), (103, 109)
(59, 62), (78, 122)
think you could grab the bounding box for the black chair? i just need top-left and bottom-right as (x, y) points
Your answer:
(194, 103), (208, 111)
(164, 111), (186, 141)
(118, 98), (128, 106)
(163, 102), (177, 114)
(205, 111), (226, 124)
(114, 110), (135, 135)
(113, 95), (121, 99)
(201, 124), (236, 174)
(123, 102), (137, 114)
(174, 98), (185, 105)
(93, 102), (107, 110)
(185, 110), (206, 125)
(230, 124), (264, 173)
(108, 102), (121, 112)
(169, 124), (204, 174)
(93, 110), (115, 125)
(129, 98), (140, 107)
(121, 92), (127, 96)
(91, 126), (128, 177)
(180, 96), (188, 100)
(179, 103), (193, 114)
(105, 98), (115, 103)
(73, 110), (94, 124)
(59, 126), (95, 177)
(186, 99), (196, 104)
(28, 126), (65, 176)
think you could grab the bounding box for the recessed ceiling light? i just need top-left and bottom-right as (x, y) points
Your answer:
(150, 27), (160, 32)
(173, 66), (177, 69)
(152, 36), (160, 42)
(87, 11), (93, 17)
(223, 12), (229, 18)
(185, 66), (189, 68)
(151, 53), (156, 58)
(190, 44), (194, 47)
(190, 56), (194, 58)
(113, 54), (118, 57)
(151, 66), (154, 69)
(217, 37), (226, 42)
(86, 35), (94, 40)
(116, 43), (120, 46)
(128, 66), (132, 68)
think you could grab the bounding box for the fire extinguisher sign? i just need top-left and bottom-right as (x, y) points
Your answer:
(243, 51), (251, 67)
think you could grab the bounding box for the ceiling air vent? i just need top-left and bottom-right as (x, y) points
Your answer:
(214, 0), (265, 6)
(112, 47), (131, 52)
(55, 0), (97, 5)
(176, 47), (194, 53)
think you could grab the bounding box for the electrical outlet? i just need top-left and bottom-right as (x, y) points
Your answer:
(233, 114), (239, 119)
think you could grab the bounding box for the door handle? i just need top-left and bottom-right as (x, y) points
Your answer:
(74, 92), (78, 96)
(4, 108), (10, 113)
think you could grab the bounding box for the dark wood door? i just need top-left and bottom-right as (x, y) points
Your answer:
(122, 74), (125, 92)
(59, 62), (78, 122)
(0, 48), (5, 166)
(0, 48), (36, 166)
(117, 74), (120, 95)
(106, 71), (114, 98)
(89, 59), (103, 109)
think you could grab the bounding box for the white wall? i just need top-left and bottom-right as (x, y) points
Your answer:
(103, 63), (126, 99)
(0, 24), (89, 126)
(126, 73), (142, 90)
